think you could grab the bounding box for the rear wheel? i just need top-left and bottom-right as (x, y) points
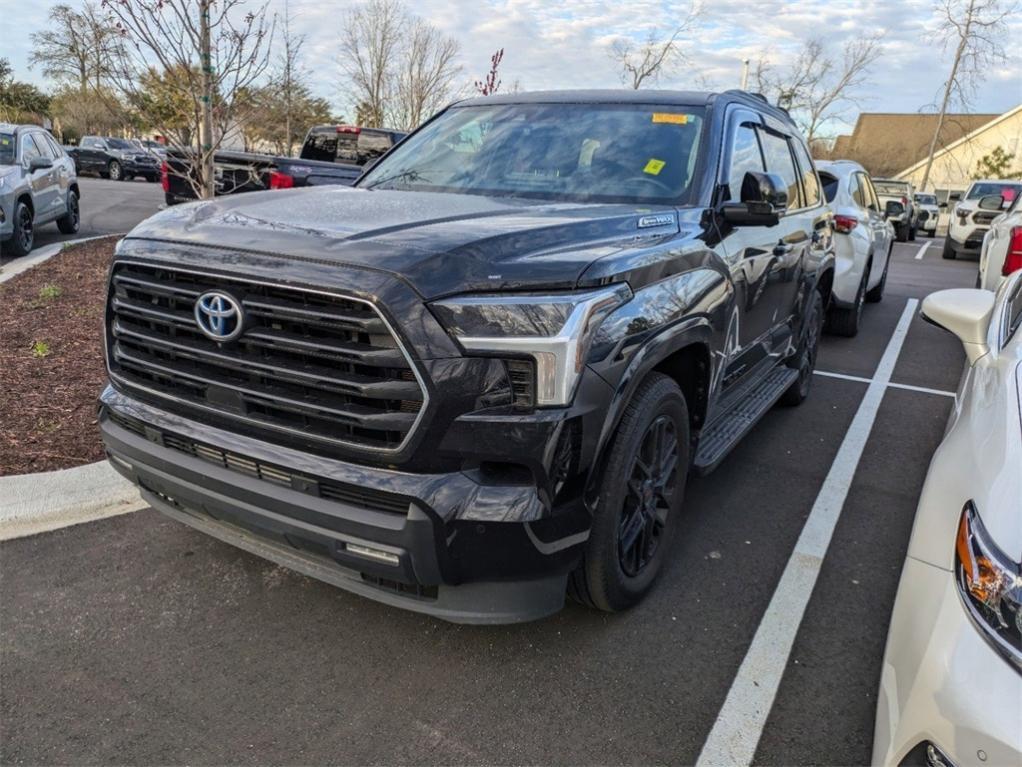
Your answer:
(908, 224), (917, 241)
(5, 201), (34, 257)
(56, 190), (80, 234)
(827, 272), (865, 338)
(782, 290), (824, 406)
(569, 373), (689, 612)
(865, 251), (889, 303)
(942, 238), (956, 260)
(895, 223), (908, 243)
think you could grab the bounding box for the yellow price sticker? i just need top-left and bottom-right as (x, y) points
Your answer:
(652, 113), (689, 125)
(643, 158), (666, 176)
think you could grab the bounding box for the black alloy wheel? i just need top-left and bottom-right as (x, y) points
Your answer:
(6, 202), (34, 257)
(782, 290), (823, 406)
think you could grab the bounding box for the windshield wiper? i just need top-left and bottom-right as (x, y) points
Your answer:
(364, 168), (436, 190)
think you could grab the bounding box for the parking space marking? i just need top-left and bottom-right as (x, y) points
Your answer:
(814, 369), (954, 398)
(696, 299), (919, 767)
(914, 242), (932, 260)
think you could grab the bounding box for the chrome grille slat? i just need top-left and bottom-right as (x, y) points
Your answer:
(107, 262), (427, 453)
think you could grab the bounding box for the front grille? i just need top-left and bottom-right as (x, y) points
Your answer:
(107, 262), (426, 453)
(107, 411), (412, 515)
(973, 211), (998, 225)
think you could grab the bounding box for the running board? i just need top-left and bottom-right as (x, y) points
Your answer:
(693, 367), (799, 475)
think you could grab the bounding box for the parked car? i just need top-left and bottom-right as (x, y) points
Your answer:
(0, 123), (80, 256)
(978, 191), (1022, 291)
(67, 136), (160, 182)
(944, 178), (1022, 260)
(873, 270), (1022, 767)
(99, 89), (835, 623)
(873, 178), (918, 242)
(135, 139), (167, 158)
(162, 125), (406, 205)
(816, 159), (894, 336)
(912, 192), (940, 237)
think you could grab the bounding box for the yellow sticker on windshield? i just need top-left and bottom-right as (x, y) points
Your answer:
(652, 113), (689, 124)
(644, 158), (666, 175)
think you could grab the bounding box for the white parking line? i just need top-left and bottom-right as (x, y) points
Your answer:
(814, 369), (954, 398)
(914, 241), (932, 260)
(696, 299), (919, 767)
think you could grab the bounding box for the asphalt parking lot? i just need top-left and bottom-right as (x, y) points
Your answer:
(0, 176), (164, 262)
(1, 236), (973, 766)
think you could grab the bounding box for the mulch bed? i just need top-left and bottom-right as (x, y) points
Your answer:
(0, 237), (119, 475)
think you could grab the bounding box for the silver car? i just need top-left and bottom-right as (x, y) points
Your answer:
(0, 123), (80, 256)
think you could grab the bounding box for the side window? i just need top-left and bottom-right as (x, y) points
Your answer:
(791, 140), (820, 207)
(21, 134), (42, 162)
(302, 131), (337, 162)
(36, 133), (58, 159)
(43, 134), (63, 157)
(849, 173), (866, 208)
(725, 123), (765, 202)
(758, 130), (801, 209)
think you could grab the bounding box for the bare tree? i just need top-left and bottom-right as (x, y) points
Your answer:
(475, 48), (503, 96)
(30, 3), (121, 92)
(753, 34), (882, 143)
(393, 19), (460, 130)
(277, 0), (302, 156)
(919, 0), (1019, 191)
(101, 0), (274, 199)
(610, 8), (700, 90)
(341, 0), (405, 128)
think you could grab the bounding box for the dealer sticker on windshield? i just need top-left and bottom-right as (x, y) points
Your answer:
(643, 158), (666, 175)
(652, 113), (689, 124)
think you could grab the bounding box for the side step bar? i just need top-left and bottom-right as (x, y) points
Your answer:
(693, 366), (798, 475)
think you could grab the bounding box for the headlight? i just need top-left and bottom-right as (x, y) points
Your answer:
(955, 502), (1022, 671)
(955, 205), (968, 218)
(431, 284), (632, 406)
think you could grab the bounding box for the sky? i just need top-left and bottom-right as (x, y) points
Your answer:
(2, 0), (1021, 137)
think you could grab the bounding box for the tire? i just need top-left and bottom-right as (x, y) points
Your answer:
(942, 238), (956, 260)
(56, 190), (80, 234)
(108, 160), (122, 181)
(908, 224), (917, 242)
(5, 200), (34, 257)
(865, 251), (889, 303)
(895, 223), (908, 243)
(826, 272), (865, 338)
(782, 290), (824, 406)
(569, 373), (690, 613)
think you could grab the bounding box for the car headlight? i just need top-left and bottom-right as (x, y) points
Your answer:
(955, 205), (968, 218)
(430, 284), (632, 407)
(955, 502), (1022, 671)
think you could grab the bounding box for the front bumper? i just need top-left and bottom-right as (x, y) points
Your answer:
(99, 385), (596, 623)
(123, 158), (160, 176)
(872, 556), (1022, 766)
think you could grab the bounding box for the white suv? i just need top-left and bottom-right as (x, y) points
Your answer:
(944, 179), (1022, 260)
(816, 160), (895, 336)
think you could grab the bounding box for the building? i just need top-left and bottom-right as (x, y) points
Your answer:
(896, 104), (1022, 196)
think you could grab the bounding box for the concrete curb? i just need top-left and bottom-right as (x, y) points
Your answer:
(0, 234), (120, 284)
(0, 460), (145, 541)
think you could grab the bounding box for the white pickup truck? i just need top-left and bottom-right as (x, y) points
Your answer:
(872, 178), (918, 242)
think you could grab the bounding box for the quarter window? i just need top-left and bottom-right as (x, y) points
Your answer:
(758, 130), (801, 209)
(726, 124), (765, 202)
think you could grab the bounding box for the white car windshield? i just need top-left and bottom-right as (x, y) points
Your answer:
(966, 182), (1022, 201)
(359, 102), (707, 205)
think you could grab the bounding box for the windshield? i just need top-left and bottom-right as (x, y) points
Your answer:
(915, 194), (937, 205)
(0, 133), (14, 165)
(358, 103), (706, 205)
(873, 181), (908, 196)
(966, 181), (1022, 201)
(107, 138), (134, 150)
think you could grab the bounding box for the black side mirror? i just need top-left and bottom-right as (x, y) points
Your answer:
(978, 194), (1004, 211)
(28, 156), (53, 171)
(720, 171), (788, 227)
(884, 200), (905, 218)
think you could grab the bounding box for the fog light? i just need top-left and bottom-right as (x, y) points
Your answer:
(345, 542), (399, 566)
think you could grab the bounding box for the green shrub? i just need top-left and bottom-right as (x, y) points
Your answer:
(30, 340), (51, 358)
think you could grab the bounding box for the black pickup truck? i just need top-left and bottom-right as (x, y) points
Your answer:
(100, 90), (834, 623)
(162, 125), (405, 205)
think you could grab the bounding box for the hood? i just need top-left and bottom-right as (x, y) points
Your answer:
(123, 186), (680, 299)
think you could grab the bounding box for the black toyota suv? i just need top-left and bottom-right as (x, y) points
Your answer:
(99, 90), (834, 623)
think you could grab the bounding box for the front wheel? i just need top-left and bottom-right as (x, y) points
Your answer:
(782, 290), (824, 406)
(569, 373), (689, 612)
(908, 225), (917, 241)
(942, 238), (957, 260)
(56, 190), (80, 234)
(5, 201), (34, 257)
(108, 160), (122, 181)
(895, 223), (908, 243)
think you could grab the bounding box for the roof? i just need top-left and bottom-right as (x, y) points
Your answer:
(452, 89), (795, 125)
(828, 112), (1000, 177)
(894, 103), (1022, 178)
